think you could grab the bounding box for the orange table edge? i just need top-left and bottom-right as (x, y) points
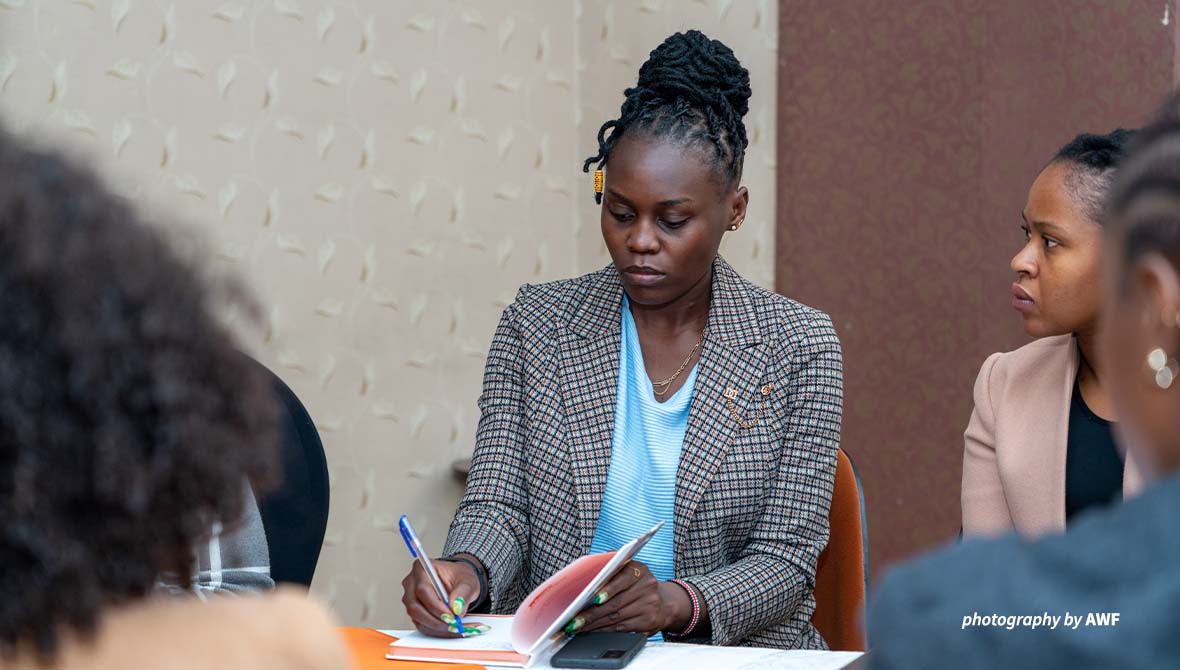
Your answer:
(340, 627), (487, 670)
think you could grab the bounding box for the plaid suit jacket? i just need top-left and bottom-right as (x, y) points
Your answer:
(443, 256), (842, 649)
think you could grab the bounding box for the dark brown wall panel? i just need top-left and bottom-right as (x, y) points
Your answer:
(776, 0), (1174, 579)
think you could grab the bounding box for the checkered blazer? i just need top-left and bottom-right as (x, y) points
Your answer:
(443, 256), (842, 649)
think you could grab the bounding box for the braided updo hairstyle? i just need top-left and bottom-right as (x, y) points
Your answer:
(582, 30), (752, 203)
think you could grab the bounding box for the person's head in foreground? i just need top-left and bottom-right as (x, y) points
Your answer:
(0, 130), (345, 669)
(1011, 129), (1136, 338)
(868, 96), (1180, 670)
(584, 28), (750, 306)
(1100, 106), (1180, 477)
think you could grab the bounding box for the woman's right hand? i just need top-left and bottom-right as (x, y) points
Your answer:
(400, 558), (483, 637)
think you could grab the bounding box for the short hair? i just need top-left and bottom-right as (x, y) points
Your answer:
(1051, 128), (1137, 223)
(1106, 95), (1180, 273)
(582, 30), (752, 203)
(0, 130), (279, 656)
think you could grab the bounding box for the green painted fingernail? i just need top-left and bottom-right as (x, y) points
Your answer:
(593, 591), (609, 605)
(564, 617), (585, 633)
(462, 628), (487, 638)
(440, 613), (455, 625)
(451, 596), (466, 616)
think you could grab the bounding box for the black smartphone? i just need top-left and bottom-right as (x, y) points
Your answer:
(550, 632), (647, 669)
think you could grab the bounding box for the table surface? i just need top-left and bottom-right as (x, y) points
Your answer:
(340, 627), (864, 670)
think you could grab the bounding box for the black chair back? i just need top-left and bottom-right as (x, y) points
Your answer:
(255, 363), (329, 586)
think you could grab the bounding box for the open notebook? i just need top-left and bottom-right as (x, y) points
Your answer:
(389, 522), (664, 668)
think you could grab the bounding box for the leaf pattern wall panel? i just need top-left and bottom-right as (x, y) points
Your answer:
(0, 0), (777, 627)
(0, 0), (578, 627)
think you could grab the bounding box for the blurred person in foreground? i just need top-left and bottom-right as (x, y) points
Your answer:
(0, 129), (348, 670)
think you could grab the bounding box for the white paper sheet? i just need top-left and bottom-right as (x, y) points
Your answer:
(377, 629), (863, 669)
(628, 643), (862, 670)
(389, 615), (516, 652)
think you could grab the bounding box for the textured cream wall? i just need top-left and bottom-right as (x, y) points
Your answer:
(0, 0), (774, 627)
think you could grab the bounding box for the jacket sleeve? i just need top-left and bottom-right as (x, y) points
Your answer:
(961, 353), (1013, 536)
(159, 483), (274, 595)
(686, 314), (843, 646)
(442, 293), (531, 610)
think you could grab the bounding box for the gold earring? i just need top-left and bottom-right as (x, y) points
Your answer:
(1147, 347), (1180, 389)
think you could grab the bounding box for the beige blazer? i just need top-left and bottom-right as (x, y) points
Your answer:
(961, 334), (1144, 538)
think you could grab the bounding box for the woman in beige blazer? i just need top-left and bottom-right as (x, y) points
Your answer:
(871, 94), (1180, 667)
(962, 129), (1143, 537)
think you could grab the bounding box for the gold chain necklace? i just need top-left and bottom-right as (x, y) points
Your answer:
(652, 330), (705, 396)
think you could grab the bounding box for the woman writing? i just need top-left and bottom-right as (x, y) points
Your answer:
(401, 30), (843, 649)
(962, 129), (1142, 537)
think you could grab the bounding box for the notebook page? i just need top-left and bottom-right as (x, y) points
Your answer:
(389, 615), (515, 652)
(633, 643), (864, 670)
(516, 521), (664, 655)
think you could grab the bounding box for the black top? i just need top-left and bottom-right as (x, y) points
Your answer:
(1064, 378), (1123, 523)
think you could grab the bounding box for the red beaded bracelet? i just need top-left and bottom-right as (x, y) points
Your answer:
(669, 579), (701, 637)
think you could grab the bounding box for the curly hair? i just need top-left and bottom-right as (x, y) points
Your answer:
(582, 30), (752, 203)
(0, 129), (280, 656)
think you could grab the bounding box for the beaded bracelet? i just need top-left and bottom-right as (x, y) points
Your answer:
(669, 579), (701, 637)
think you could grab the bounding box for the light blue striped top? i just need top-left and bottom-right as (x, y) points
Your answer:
(589, 297), (698, 583)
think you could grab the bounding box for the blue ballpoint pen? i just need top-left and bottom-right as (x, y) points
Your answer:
(399, 515), (466, 636)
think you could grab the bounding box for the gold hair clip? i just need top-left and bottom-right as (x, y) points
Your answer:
(594, 169), (604, 195)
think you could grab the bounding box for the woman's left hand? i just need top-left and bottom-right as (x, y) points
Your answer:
(564, 561), (690, 635)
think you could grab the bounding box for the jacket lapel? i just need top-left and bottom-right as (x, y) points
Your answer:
(1047, 344), (1076, 532)
(1014, 337), (1075, 534)
(674, 257), (767, 559)
(558, 267), (624, 553)
(1012, 336), (1145, 534)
